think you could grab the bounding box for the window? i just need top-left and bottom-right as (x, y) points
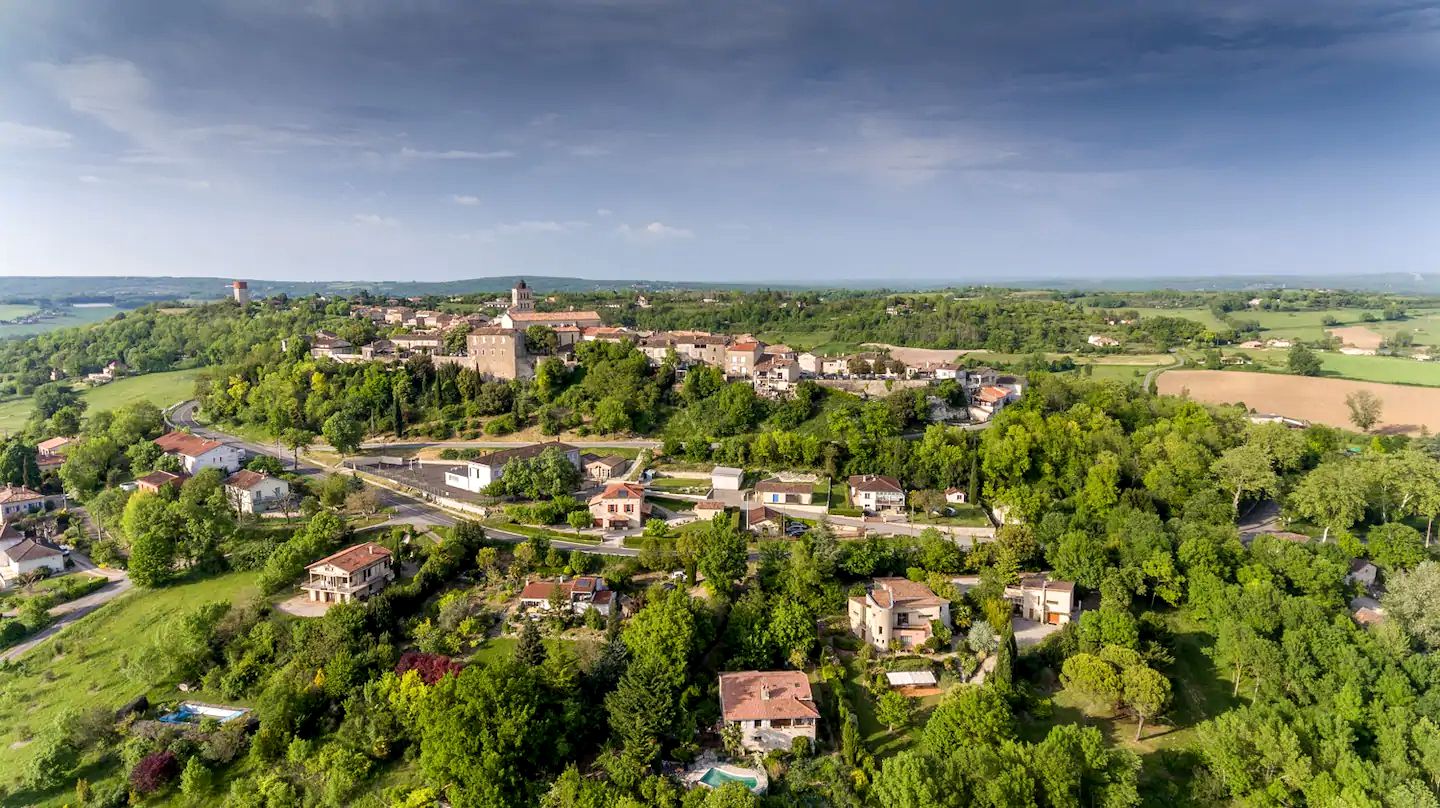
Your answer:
(896, 612), (909, 626)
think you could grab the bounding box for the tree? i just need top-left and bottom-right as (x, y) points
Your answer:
(1345, 390), (1383, 432)
(130, 751), (179, 795)
(281, 428), (316, 469)
(515, 618), (547, 666)
(1211, 444), (1278, 515)
(1121, 665), (1171, 740)
(697, 515), (747, 598)
(322, 412), (363, 459)
(124, 493), (180, 587)
(1382, 561), (1440, 649)
(180, 755), (213, 804)
(923, 685), (1015, 749)
(345, 487), (382, 516)
(0, 439), (40, 488)
(1368, 522), (1425, 570)
(32, 382), (82, 421)
(1060, 653), (1122, 712)
(567, 509), (591, 535)
(767, 598), (816, 667)
(875, 689), (915, 732)
(1287, 344), (1321, 376)
(1289, 461), (1368, 541)
(525, 325), (559, 355)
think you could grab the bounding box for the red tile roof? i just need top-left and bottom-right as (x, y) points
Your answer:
(0, 486), (44, 505)
(873, 577), (948, 608)
(136, 470), (187, 489)
(223, 470), (271, 490)
(306, 542), (392, 573)
(719, 671), (819, 722)
(847, 474), (903, 493)
(590, 482), (645, 504)
(154, 431), (227, 459)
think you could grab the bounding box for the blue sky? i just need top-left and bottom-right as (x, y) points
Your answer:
(1, 1), (1438, 283)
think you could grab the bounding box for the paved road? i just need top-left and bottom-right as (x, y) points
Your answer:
(0, 554), (131, 662)
(1142, 356), (1183, 390)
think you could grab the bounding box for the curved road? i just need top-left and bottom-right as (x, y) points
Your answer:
(0, 553), (131, 662)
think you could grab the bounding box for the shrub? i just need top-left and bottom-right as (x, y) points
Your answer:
(395, 651), (464, 685)
(130, 750), (179, 794)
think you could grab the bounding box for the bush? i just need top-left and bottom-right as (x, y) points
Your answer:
(130, 750), (179, 794)
(485, 414), (519, 435)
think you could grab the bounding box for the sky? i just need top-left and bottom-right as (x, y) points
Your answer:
(2, 1), (1439, 284)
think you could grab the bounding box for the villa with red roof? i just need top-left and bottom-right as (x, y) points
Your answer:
(154, 431), (246, 475)
(589, 481), (650, 529)
(301, 542), (394, 604)
(719, 671), (819, 751)
(518, 575), (617, 616)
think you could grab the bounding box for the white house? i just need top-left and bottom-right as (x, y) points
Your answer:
(847, 474), (905, 513)
(444, 441), (581, 493)
(945, 488), (968, 505)
(1087, 334), (1120, 348)
(154, 432), (246, 475)
(711, 466), (744, 491)
(224, 470), (292, 514)
(0, 486), (65, 520)
(934, 363), (965, 381)
(0, 522), (65, 586)
(719, 671), (819, 752)
(518, 576), (617, 616)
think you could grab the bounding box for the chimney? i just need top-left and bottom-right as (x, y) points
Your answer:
(760, 684), (771, 701)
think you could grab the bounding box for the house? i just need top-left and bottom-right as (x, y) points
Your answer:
(224, 470), (291, 514)
(762, 344), (797, 361)
(718, 671), (819, 752)
(309, 330), (354, 359)
(1339, 346), (1377, 357)
(0, 523), (65, 586)
(580, 454), (629, 482)
(301, 542), (394, 604)
(726, 342), (764, 378)
(1003, 574), (1077, 625)
(0, 486), (65, 520)
(753, 478), (814, 505)
(797, 352), (821, 375)
(711, 466), (744, 491)
(1350, 596), (1385, 626)
(518, 575), (616, 615)
(638, 334), (677, 365)
(965, 367), (999, 389)
(1345, 559), (1379, 591)
(1087, 334), (1120, 348)
(752, 359), (800, 394)
(944, 488), (967, 505)
(154, 432), (246, 475)
(433, 326), (533, 380)
(36, 437), (73, 469)
(1220, 355), (1251, 366)
(390, 333), (444, 354)
(819, 356), (849, 376)
(495, 282), (603, 331)
(588, 482), (649, 529)
(934, 363), (965, 381)
(444, 441), (580, 493)
(1240, 340), (1265, 349)
(742, 505), (784, 534)
(970, 386), (1018, 421)
(848, 578), (952, 650)
(581, 326), (632, 343)
(694, 500), (726, 517)
(1247, 413), (1310, 429)
(847, 474), (905, 513)
(1265, 339), (1293, 349)
(135, 470), (188, 494)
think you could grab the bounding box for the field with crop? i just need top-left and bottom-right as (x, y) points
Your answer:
(1158, 369), (1440, 434)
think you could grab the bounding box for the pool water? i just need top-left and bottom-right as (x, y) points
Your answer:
(698, 768), (759, 790)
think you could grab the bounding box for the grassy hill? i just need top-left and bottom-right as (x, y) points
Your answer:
(0, 369), (202, 435)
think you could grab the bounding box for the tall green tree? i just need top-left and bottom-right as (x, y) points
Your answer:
(1211, 444), (1279, 515)
(123, 493), (180, 587)
(1289, 461), (1367, 541)
(0, 439), (41, 488)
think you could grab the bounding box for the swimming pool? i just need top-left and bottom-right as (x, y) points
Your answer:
(157, 702), (248, 725)
(698, 767), (760, 790)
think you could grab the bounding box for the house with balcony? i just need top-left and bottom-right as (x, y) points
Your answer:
(589, 481), (649, 529)
(848, 578), (952, 650)
(518, 575), (617, 616)
(1003, 574), (1077, 625)
(301, 542), (394, 604)
(847, 474), (905, 513)
(719, 671), (819, 751)
(154, 432), (246, 475)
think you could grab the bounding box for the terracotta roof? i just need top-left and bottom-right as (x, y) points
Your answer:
(728, 342), (760, 352)
(0, 486), (45, 505)
(695, 500), (725, 510)
(508, 310), (602, 323)
(154, 431), (228, 459)
(762, 344), (794, 354)
(590, 482), (646, 504)
(719, 671), (819, 722)
(37, 437), (73, 453)
(224, 470), (272, 490)
(306, 542), (392, 573)
(0, 522), (23, 542)
(744, 505), (782, 526)
(847, 474), (903, 494)
(754, 478), (812, 496)
(975, 386), (1012, 404)
(519, 576), (606, 602)
(136, 470), (187, 489)
(470, 441), (576, 469)
(0, 537), (64, 565)
(873, 577), (947, 608)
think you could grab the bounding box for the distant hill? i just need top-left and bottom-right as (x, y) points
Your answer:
(1, 271), (1437, 304)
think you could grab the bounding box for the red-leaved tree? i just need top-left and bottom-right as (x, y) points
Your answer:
(395, 651), (464, 685)
(131, 751), (178, 794)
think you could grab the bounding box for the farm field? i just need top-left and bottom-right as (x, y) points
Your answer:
(0, 304), (40, 320)
(1211, 350), (1440, 387)
(0, 572), (260, 791)
(0, 304), (120, 339)
(0, 368), (202, 434)
(1090, 306), (1231, 331)
(1157, 370), (1440, 434)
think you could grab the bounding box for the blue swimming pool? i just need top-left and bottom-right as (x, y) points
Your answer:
(158, 703), (248, 724)
(698, 767), (759, 790)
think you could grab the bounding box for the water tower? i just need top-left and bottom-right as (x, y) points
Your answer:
(231, 281), (250, 304)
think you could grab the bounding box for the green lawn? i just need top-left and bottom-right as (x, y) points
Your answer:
(0, 304), (39, 320)
(1088, 306), (1231, 331)
(0, 571), (260, 796)
(912, 505), (990, 527)
(1318, 354), (1440, 386)
(0, 368), (204, 434)
(647, 476), (711, 494)
(0, 304), (120, 339)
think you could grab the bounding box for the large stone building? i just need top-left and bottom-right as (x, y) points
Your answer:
(848, 578), (952, 650)
(719, 671), (819, 752)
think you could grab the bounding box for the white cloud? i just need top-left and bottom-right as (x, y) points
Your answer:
(494, 220), (586, 235)
(29, 57), (179, 160)
(568, 144), (610, 157)
(595, 208), (613, 217)
(399, 146), (515, 161)
(353, 213), (399, 227)
(77, 174), (102, 184)
(0, 121), (73, 149)
(451, 194), (481, 206)
(820, 117), (1018, 187)
(617, 221), (694, 242)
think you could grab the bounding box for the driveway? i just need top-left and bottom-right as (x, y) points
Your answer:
(0, 554), (132, 662)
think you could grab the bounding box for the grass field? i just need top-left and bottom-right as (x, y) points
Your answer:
(0, 304), (120, 339)
(755, 327), (858, 355)
(912, 505), (990, 527)
(0, 368), (202, 434)
(0, 304), (39, 321)
(1210, 349), (1440, 387)
(1090, 306), (1231, 331)
(0, 571), (260, 797)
